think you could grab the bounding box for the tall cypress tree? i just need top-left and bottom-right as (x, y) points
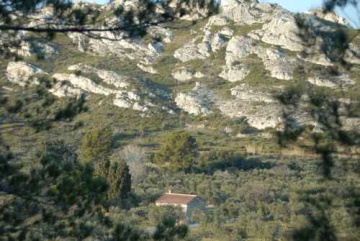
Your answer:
(107, 160), (131, 201)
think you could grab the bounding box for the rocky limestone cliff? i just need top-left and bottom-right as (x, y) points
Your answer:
(3, 1), (360, 131)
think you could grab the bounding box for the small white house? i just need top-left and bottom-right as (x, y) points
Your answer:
(155, 191), (206, 222)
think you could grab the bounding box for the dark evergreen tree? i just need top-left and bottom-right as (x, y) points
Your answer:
(154, 131), (198, 173)
(107, 160), (131, 201)
(152, 217), (188, 241)
(80, 126), (112, 166)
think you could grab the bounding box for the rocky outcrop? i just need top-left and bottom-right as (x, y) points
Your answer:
(340, 117), (360, 131)
(148, 27), (174, 43)
(220, 63), (250, 82)
(257, 48), (295, 80)
(220, 36), (294, 81)
(301, 53), (333, 66)
(49, 82), (84, 98)
(218, 84), (282, 129)
(67, 31), (158, 65)
(5, 60), (173, 113)
(10, 41), (57, 59)
(174, 42), (211, 62)
(175, 83), (215, 115)
(203, 30), (229, 52)
(309, 8), (349, 26)
(137, 63), (158, 74)
(172, 67), (205, 82)
(174, 25), (233, 62)
(219, 100), (283, 130)
(68, 64), (130, 88)
(6, 61), (44, 86)
(6, 62), (85, 98)
(307, 74), (355, 88)
(345, 39), (360, 64)
(255, 11), (303, 51)
(220, 2), (279, 25)
(219, 36), (255, 82)
(172, 68), (194, 82)
(52, 71), (170, 112)
(53, 73), (116, 96)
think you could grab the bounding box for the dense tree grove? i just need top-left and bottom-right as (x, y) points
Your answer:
(0, 141), (109, 240)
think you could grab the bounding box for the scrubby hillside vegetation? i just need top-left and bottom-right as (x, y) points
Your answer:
(1, 0), (360, 240)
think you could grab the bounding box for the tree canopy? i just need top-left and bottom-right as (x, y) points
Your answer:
(80, 126), (112, 165)
(154, 131), (198, 172)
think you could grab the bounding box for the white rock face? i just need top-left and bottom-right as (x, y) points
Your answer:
(301, 53), (333, 66)
(219, 101), (283, 130)
(218, 84), (286, 129)
(219, 36), (254, 82)
(175, 83), (215, 115)
(220, 63), (250, 82)
(96, 70), (130, 88)
(345, 40), (360, 64)
(223, 4), (258, 25)
(340, 117), (360, 131)
(174, 42), (211, 62)
(49, 82), (84, 98)
(194, 71), (205, 78)
(133, 102), (149, 112)
(52, 71), (168, 112)
(11, 41), (57, 59)
(207, 15), (229, 26)
(172, 68), (194, 82)
(226, 36), (257, 61)
(257, 48), (294, 80)
(6, 62), (84, 98)
(203, 30), (229, 52)
(220, 36), (295, 81)
(220, 2), (277, 25)
(68, 64), (130, 88)
(309, 8), (349, 26)
(67, 32), (157, 65)
(53, 73), (116, 96)
(171, 68), (204, 82)
(307, 74), (355, 88)
(148, 26), (174, 43)
(6, 61), (44, 86)
(255, 11), (303, 51)
(137, 63), (158, 74)
(113, 96), (131, 109)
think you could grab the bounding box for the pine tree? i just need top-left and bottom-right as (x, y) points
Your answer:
(154, 131), (198, 173)
(80, 126), (112, 165)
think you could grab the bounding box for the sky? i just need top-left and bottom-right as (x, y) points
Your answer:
(260, 0), (322, 13)
(82, 0), (359, 27)
(260, 0), (359, 27)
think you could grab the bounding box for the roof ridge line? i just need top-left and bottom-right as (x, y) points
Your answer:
(165, 193), (197, 196)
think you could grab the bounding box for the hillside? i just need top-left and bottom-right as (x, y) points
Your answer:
(3, 0), (360, 129)
(1, 0), (360, 240)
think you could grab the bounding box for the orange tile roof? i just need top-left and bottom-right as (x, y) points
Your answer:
(156, 193), (197, 205)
